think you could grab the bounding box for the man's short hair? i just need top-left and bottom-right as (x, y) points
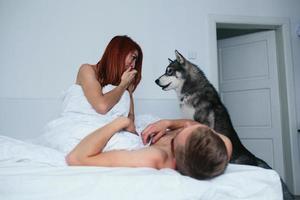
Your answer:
(175, 126), (228, 180)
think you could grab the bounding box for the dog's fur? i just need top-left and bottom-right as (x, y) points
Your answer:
(155, 50), (294, 199)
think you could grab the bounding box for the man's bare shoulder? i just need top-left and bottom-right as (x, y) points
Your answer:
(132, 147), (170, 169)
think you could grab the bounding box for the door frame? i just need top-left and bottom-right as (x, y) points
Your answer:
(208, 15), (299, 195)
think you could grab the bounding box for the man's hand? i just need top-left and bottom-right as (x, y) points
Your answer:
(141, 120), (170, 144)
(141, 119), (200, 144)
(124, 117), (137, 135)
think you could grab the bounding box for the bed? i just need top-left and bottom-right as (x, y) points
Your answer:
(0, 84), (283, 199)
(0, 130), (283, 200)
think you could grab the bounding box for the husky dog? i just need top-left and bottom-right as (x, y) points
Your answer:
(155, 50), (294, 200)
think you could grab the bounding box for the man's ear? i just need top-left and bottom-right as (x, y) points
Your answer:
(168, 58), (173, 63)
(175, 50), (185, 64)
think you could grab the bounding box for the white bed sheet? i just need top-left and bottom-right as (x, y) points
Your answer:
(0, 135), (283, 200)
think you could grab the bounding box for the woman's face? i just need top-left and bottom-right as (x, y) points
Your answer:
(125, 50), (138, 69)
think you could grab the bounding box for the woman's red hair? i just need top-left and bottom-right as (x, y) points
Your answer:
(96, 35), (143, 91)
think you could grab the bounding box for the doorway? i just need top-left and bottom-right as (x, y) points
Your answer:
(217, 29), (284, 177)
(209, 15), (299, 195)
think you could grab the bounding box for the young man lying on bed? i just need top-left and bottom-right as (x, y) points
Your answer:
(66, 117), (233, 180)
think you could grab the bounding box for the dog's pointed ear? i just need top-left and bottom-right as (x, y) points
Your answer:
(175, 50), (185, 64)
(168, 58), (173, 63)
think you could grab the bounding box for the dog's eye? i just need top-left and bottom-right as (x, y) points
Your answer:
(166, 68), (173, 75)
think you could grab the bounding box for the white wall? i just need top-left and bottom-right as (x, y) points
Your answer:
(1, 0), (299, 102)
(1, 0), (300, 193)
(1, 0), (299, 104)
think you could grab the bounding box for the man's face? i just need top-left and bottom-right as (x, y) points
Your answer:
(172, 124), (233, 160)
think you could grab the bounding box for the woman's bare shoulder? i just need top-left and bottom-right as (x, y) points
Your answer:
(76, 64), (97, 84)
(79, 64), (96, 74)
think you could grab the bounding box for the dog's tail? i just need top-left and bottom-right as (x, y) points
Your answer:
(254, 156), (271, 169)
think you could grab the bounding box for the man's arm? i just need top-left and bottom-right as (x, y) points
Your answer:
(141, 119), (199, 144)
(66, 117), (161, 168)
(66, 117), (129, 163)
(70, 148), (161, 168)
(164, 119), (199, 130)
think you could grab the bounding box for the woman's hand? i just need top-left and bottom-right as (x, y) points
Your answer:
(120, 67), (137, 89)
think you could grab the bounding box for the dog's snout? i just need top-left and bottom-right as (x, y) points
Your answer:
(155, 79), (159, 85)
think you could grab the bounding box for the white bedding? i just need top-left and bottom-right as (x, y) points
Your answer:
(30, 84), (161, 154)
(0, 84), (283, 199)
(0, 135), (282, 200)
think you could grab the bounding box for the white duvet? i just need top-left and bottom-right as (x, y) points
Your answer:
(31, 84), (161, 154)
(0, 135), (282, 200)
(0, 84), (283, 200)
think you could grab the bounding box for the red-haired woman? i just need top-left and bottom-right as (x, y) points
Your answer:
(75, 35), (143, 133)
